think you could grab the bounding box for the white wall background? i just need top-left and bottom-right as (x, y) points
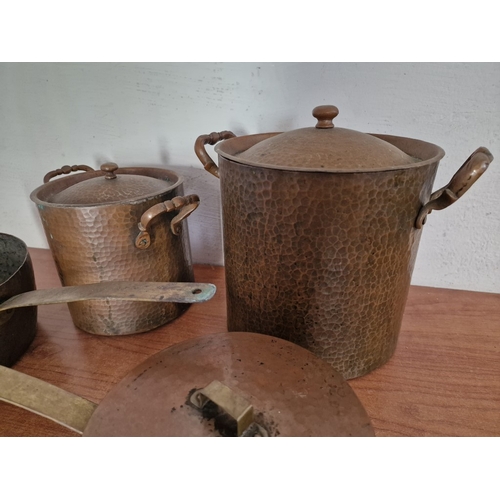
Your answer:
(0, 62), (498, 293)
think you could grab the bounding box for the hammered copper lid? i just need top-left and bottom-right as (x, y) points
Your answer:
(41, 163), (177, 206)
(220, 105), (420, 173)
(83, 332), (374, 437)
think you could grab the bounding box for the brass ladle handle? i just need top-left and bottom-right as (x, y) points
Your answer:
(0, 282), (216, 326)
(415, 147), (494, 229)
(194, 131), (236, 178)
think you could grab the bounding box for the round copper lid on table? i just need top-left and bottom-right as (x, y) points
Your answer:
(217, 105), (420, 172)
(84, 332), (374, 437)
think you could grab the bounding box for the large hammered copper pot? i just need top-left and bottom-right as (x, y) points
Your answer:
(30, 162), (200, 336)
(195, 105), (494, 379)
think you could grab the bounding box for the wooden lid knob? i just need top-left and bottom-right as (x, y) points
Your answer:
(100, 162), (119, 180)
(313, 105), (339, 129)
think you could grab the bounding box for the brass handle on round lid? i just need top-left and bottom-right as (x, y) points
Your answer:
(190, 380), (268, 437)
(313, 105), (339, 129)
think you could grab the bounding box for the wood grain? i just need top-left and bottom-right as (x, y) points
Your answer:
(0, 248), (499, 437)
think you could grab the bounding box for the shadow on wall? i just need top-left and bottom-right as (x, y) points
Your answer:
(119, 162), (224, 267)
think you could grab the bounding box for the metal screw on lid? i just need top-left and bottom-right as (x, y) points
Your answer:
(313, 105), (339, 129)
(101, 162), (119, 180)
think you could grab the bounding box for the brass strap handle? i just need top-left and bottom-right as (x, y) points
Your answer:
(0, 365), (97, 435)
(0, 282), (217, 321)
(194, 131), (236, 178)
(190, 380), (268, 437)
(135, 194), (200, 249)
(43, 164), (95, 183)
(415, 147), (494, 229)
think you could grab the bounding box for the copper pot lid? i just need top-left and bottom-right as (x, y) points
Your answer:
(84, 332), (374, 437)
(35, 163), (180, 206)
(216, 105), (421, 173)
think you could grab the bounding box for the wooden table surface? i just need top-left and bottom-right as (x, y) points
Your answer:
(1, 248), (499, 437)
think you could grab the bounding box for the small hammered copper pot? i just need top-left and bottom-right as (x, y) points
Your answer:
(195, 105), (494, 379)
(0, 332), (374, 436)
(30, 163), (200, 336)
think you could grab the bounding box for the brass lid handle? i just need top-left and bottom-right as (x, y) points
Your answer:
(190, 380), (268, 437)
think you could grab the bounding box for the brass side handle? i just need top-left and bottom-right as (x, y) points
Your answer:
(43, 164), (95, 183)
(0, 365), (97, 435)
(415, 147), (494, 229)
(135, 194), (200, 249)
(190, 380), (268, 437)
(194, 131), (236, 178)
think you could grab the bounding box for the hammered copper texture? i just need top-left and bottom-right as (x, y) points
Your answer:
(31, 169), (194, 335)
(217, 137), (442, 379)
(0, 234), (37, 366)
(84, 332), (374, 437)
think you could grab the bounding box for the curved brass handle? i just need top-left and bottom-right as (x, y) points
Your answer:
(415, 147), (494, 229)
(0, 365), (97, 435)
(135, 194), (200, 249)
(43, 164), (95, 183)
(194, 131), (236, 178)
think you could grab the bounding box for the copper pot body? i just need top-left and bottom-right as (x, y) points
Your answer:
(196, 132), (493, 379)
(0, 234), (37, 366)
(30, 168), (195, 336)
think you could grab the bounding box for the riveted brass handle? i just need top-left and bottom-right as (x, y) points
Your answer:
(0, 281), (215, 316)
(190, 380), (268, 437)
(194, 131), (236, 178)
(0, 365), (97, 435)
(135, 194), (200, 249)
(43, 164), (95, 183)
(0, 281), (216, 327)
(415, 147), (494, 229)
